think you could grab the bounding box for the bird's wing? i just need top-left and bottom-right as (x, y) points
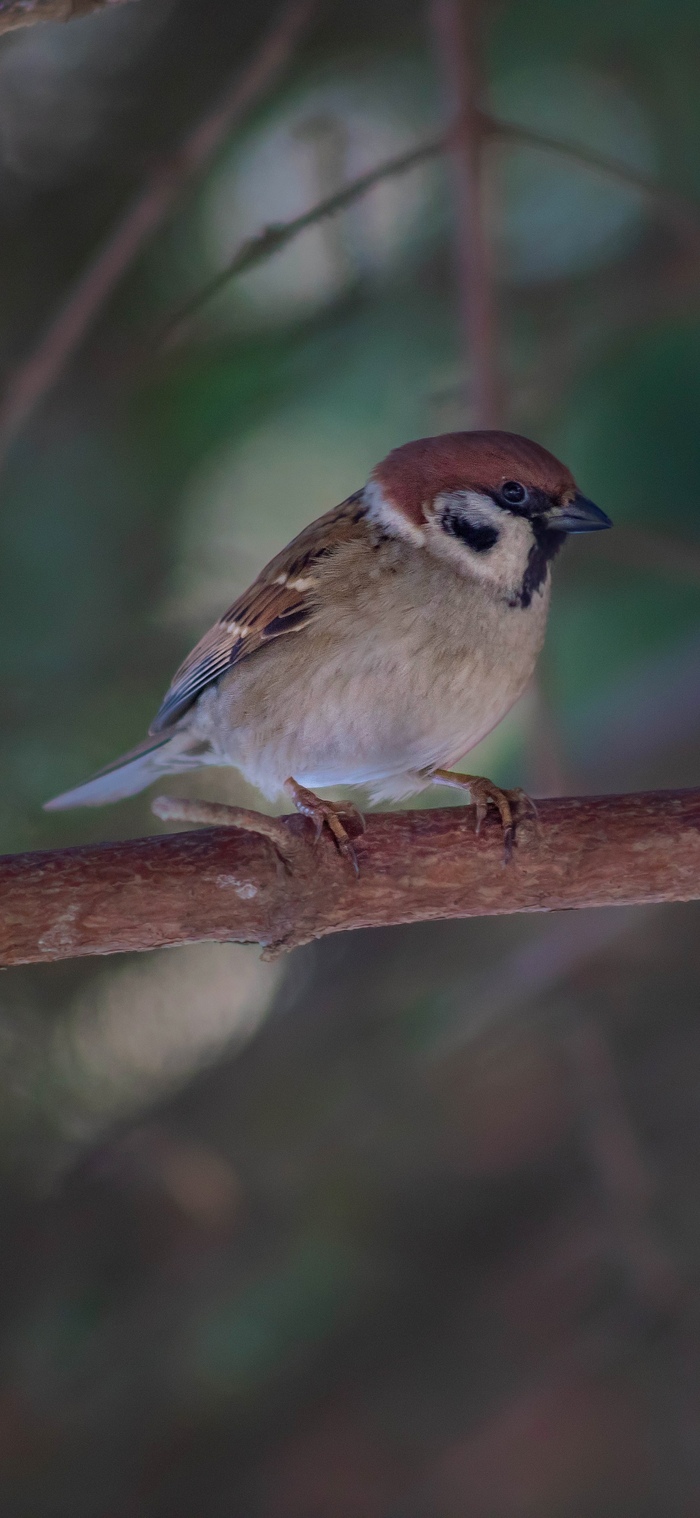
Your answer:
(150, 492), (367, 733)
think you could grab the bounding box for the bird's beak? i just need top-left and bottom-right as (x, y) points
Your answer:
(547, 493), (613, 533)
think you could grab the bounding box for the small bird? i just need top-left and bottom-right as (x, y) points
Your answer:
(45, 430), (611, 865)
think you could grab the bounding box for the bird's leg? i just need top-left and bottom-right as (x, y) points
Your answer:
(153, 785), (365, 877)
(425, 768), (537, 863)
(284, 777), (366, 877)
(151, 796), (299, 870)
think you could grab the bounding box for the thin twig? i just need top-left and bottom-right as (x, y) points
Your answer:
(526, 670), (573, 796)
(428, 904), (645, 1061)
(482, 111), (700, 244)
(5, 97), (698, 449)
(430, 0), (499, 426)
(0, 0), (320, 467)
(416, 894), (680, 1306)
(160, 116), (700, 348)
(0, 0), (137, 31)
(160, 132), (448, 347)
(563, 1015), (679, 1310)
(507, 248), (700, 432)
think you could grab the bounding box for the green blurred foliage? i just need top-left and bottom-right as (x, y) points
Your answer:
(2, 0), (699, 850)
(1, 1), (700, 1513)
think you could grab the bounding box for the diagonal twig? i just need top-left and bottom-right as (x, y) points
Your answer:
(0, 0), (138, 31)
(159, 131), (449, 347)
(3, 36), (699, 461)
(157, 119), (700, 348)
(482, 111), (700, 243)
(0, 0), (320, 467)
(162, 121), (700, 352)
(427, 905), (645, 1061)
(427, 897), (679, 1305)
(562, 1013), (679, 1311)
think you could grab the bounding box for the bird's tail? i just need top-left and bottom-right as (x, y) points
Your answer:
(44, 731), (206, 811)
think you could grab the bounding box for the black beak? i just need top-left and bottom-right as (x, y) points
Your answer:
(547, 493), (612, 533)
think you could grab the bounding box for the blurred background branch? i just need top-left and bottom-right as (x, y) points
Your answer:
(161, 130), (449, 347)
(6, 5), (700, 465)
(0, 0), (138, 34)
(485, 112), (700, 244)
(430, 0), (498, 424)
(1, 0), (700, 1511)
(0, 0), (319, 464)
(159, 111), (700, 360)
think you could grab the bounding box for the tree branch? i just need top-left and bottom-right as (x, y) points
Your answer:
(430, 0), (499, 425)
(160, 131), (448, 347)
(0, 0), (319, 464)
(159, 115), (700, 346)
(3, 78), (696, 442)
(3, 789), (700, 967)
(0, 0), (137, 32)
(483, 111), (700, 244)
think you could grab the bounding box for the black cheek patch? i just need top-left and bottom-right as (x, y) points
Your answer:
(442, 509), (499, 553)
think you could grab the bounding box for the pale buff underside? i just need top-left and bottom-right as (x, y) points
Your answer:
(182, 534), (551, 803)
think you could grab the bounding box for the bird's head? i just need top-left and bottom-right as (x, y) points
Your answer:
(366, 431), (611, 607)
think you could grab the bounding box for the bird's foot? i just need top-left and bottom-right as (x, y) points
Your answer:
(427, 769), (538, 863)
(285, 777), (365, 877)
(151, 795), (298, 870)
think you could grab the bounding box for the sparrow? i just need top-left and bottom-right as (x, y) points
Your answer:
(45, 430), (611, 866)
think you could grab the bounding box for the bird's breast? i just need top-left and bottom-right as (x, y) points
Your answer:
(205, 544), (551, 797)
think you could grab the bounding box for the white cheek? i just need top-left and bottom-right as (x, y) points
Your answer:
(364, 478), (426, 546)
(454, 489), (499, 519)
(490, 516), (535, 580)
(425, 521), (481, 575)
(427, 490), (504, 575)
(426, 510), (535, 594)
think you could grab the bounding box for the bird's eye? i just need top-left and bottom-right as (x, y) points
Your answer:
(501, 480), (527, 506)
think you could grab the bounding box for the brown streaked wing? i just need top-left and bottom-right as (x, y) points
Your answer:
(149, 492), (366, 733)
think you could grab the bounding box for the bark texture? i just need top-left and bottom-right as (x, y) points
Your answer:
(2, 789), (700, 966)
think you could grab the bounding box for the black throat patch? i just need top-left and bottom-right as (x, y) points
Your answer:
(509, 521), (565, 609)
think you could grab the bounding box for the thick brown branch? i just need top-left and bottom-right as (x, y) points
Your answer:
(2, 789), (700, 967)
(0, 0), (137, 32)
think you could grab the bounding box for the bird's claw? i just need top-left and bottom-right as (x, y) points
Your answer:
(427, 769), (538, 864)
(468, 779), (538, 862)
(285, 779), (365, 877)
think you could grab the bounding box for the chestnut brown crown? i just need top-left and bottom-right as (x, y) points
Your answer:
(371, 430), (577, 529)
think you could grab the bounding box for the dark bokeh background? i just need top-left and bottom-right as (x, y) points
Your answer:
(3, 0), (700, 1512)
